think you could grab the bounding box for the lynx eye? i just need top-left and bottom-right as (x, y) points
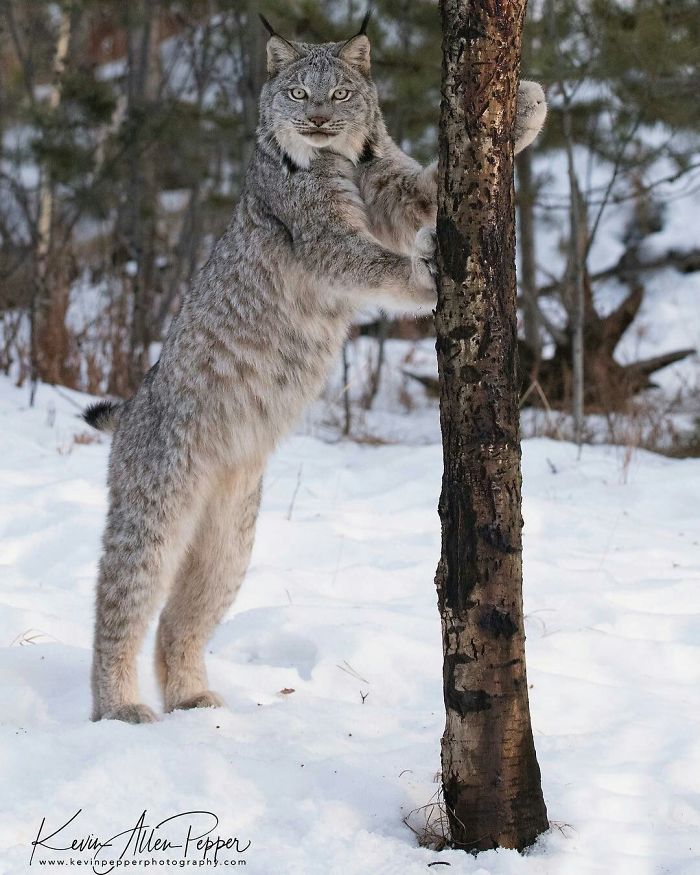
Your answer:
(332, 88), (352, 101)
(288, 87), (307, 101)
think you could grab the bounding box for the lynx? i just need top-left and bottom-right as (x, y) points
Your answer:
(84, 15), (547, 723)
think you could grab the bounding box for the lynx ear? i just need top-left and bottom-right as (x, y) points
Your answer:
(338, 35), (371, 75)
(266, 36), (300, 75)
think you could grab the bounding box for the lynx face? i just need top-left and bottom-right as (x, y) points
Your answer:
(258, 35), (379, 168)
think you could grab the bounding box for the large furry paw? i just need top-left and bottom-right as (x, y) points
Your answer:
(409, 253), (438, 308)
(514, 80), (547, 155)
(172, 690), (225, 712)
(414, 226), (437, 276)
(410, 227), (438, 308)
(101, 703), (159, 724)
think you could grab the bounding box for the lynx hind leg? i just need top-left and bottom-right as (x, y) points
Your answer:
(91, 481), (204, 724)
(156, 465), (263, 714)
(514, 80), (547, 155)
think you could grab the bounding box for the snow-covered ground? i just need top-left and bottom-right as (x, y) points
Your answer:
(1, 375), (699, 875)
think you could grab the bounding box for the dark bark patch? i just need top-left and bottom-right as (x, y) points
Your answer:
(460, 364), (480, 382)
(478, 606), (518, 639)
(449, 325), (474, 342)
(437, 215), (468, 285)
(455, 22), (489, 44)
(446, 686), (492, 714)
(477, 522), (520, 553)
(440, 485), (479, 611)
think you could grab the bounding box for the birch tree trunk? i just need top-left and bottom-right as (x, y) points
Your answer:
(31, 3), (72, 399)
(435, 0), (548, 851)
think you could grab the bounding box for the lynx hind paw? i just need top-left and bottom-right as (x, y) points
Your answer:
(102, 703), (159, 724)
(518, 80), (547, 123)
(173, 691), (225, 712)
(515, 80), (547, 154)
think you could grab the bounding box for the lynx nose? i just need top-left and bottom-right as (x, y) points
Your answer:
(308, 115), (330, 127)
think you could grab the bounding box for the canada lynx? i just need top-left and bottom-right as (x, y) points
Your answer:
(84, 16), (546, 723)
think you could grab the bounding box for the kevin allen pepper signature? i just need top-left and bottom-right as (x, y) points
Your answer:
(30, 808), (251, 871)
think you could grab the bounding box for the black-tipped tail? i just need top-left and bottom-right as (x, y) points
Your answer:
(82, 400), (121, 434)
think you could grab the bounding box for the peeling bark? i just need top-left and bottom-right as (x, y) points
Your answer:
(435, 0), (548, 851)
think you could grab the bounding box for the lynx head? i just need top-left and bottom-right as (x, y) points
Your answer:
(258, 13), (382, 169)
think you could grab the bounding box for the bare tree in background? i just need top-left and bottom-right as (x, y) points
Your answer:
(31, 3), (72, 399)
(435, 0), (548, 851)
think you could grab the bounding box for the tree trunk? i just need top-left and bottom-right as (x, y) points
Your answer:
(516, 149), (541, 369)
(119, 0), (160, 392)
(241, 0), (267, 165)
(515, 22), (540, 370)
(31, 3), (72, 398)
(562, 98), (586, 447)
(435, 0), (548, 852)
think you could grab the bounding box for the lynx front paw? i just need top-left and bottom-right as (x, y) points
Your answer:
(514, 80), (547, 155)
(410, 227), (438, 307)
(409, 256), (437, 308)
(101, 703), (159, 724)
(414, 226), (437, 263)
(172, 690), (225, 712)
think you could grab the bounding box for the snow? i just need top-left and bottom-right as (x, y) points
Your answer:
(1, 375), (699, 874)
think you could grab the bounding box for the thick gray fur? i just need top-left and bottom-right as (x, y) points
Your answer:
(87, 29), (547, 722)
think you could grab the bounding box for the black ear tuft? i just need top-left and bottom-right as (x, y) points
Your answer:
(358, 8), (372, 36)
(260, 15), (301, 74)
(259, 14), (276, 37)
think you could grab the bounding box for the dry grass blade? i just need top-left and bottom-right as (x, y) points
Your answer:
(550, 819), (576, 837)
(336, 660), (369, 684)
(402, 786), (452, 852)
(10, 628), (58, 647)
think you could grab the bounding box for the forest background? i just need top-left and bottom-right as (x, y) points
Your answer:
(0, 0), (698, 451)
